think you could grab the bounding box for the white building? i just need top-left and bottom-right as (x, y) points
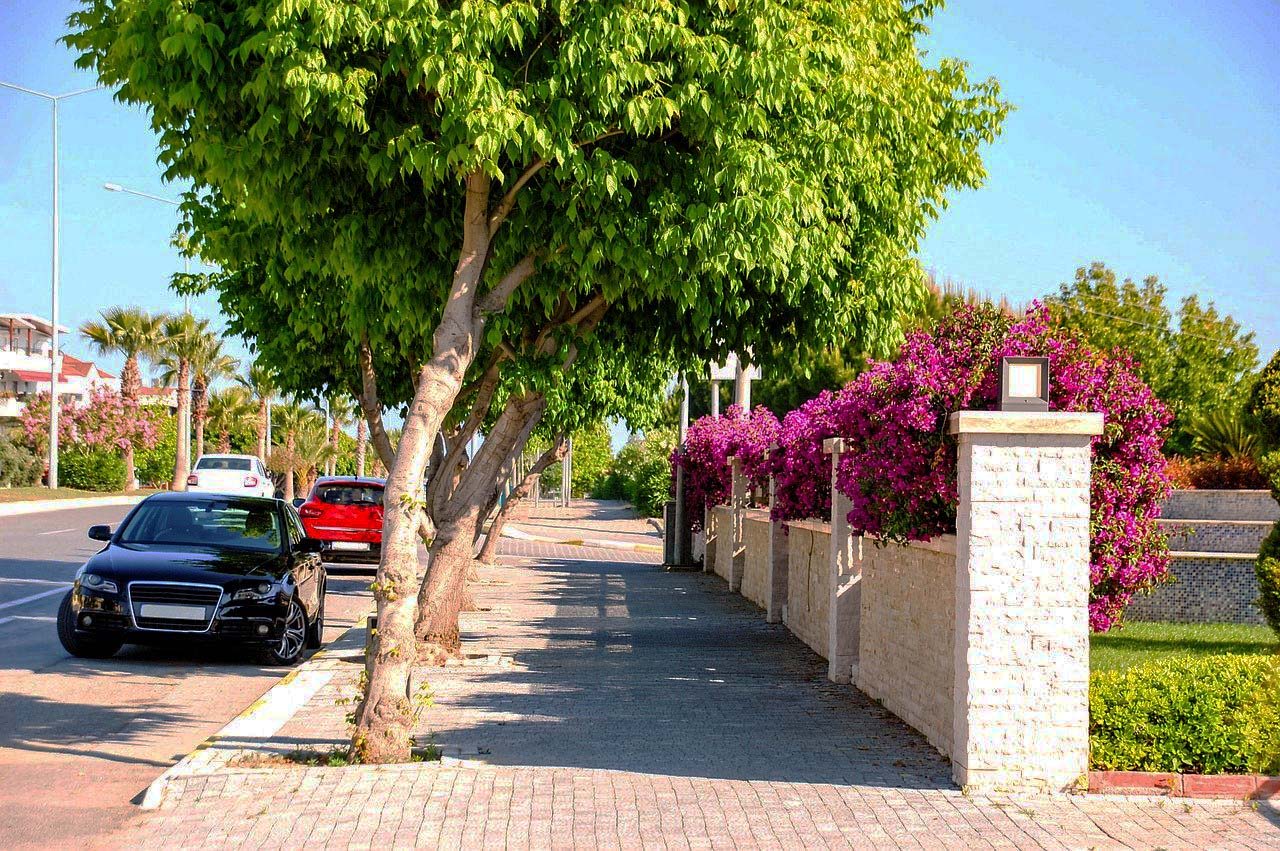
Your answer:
(0, 314), (119, 420)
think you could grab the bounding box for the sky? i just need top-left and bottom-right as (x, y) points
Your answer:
(1, 1), (1277, 398)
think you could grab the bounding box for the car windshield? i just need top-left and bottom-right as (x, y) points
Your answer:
(315, 484), (383, 506)
(118, 500), (283, 552)
(195, 457), (252, 471)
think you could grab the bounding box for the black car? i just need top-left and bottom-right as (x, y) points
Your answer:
(56, 492), (327, 666)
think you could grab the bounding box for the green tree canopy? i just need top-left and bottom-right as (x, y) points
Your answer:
(68, 0), (1007, 762)
(1049, 262), (1259, 455)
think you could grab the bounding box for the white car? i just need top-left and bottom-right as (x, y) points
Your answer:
(186, 454), (275, 498)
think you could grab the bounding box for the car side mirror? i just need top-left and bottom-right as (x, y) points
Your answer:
(292, 498), (305, 509)
(297, 537), (323, 554)
(88, 525), (112, 542)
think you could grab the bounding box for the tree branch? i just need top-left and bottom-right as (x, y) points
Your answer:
(486, 129), (624, 237)
(476, 250), (539, 317)
(357, 335), (397, 470)
(427, 354), (506, 514)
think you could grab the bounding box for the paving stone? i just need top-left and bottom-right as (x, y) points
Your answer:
(107, 512), (1280, 849)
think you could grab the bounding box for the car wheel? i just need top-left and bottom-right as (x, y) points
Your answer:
(56, 591), (124, 659)
(259, 597), (308, 666)
(305, 583), (325, 650)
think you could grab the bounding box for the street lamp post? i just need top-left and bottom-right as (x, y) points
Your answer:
(0, 80), (104, 489)
(103, 181), (194, 471)
(102, 182), (190, 312)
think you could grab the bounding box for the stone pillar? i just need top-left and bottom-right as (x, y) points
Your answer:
(949, 410), (1102, 793)
(703, 505), (717, 573)
(727, 458), (747, 592)
(765, 477), (789, 623)
(823, 438), (860, 684)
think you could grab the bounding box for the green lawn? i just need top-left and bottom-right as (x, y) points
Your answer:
(1091, 621), (1278, 672)
(0, 486), (158, 504)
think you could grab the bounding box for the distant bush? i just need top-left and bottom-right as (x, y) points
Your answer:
(1166, 455), (1268, 490)
(605, 429), (675, 517)
(59, 449), (126, 492)
(135, 416), (177, 488)
(0, 430), (42, 487)
(1089, 655), (1280, 774)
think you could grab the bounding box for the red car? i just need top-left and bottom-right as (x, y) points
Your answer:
(296, 477), (385, 566)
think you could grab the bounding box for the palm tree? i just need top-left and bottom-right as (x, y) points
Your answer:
(269, 401), (325, 501)
(237, 361), (277, 462)
(205, 386), (255, 453)
(325, 394), (356, 476)
(356, 417), (369, 477)
(294, 416), (337, 496)
(190, 333), (240, 460)
(157, 314), (209, 489)
(80, 307), (163, 490)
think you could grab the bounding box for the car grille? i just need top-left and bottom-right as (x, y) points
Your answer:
(128, 582), (222, 632)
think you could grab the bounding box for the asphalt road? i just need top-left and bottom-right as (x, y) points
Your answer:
(0, 504), (377, 850)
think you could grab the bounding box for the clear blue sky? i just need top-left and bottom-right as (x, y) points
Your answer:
(1, 1), (1277, 389)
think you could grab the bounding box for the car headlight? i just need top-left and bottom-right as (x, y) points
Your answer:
(232, 581), (278, 601)
(80, 573), (118, 594)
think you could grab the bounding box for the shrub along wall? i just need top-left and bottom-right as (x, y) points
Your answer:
(1089, 655), (1280, 774)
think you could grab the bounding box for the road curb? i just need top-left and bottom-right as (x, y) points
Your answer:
(0, 495), (146, 517)
(138, 618), (367, 810)
(503, 524), (663, 553)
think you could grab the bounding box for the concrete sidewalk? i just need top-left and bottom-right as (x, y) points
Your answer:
(109, 511), (1279, 848)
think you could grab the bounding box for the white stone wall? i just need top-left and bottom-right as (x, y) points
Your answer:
(950, 412), (1099, 793)
(857, 536), (957, 758)
(741, 510), (772, 611)
(784, 520), (831, 658)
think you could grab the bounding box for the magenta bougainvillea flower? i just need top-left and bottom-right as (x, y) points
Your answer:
(672, 404), (779, 530)
(830, 304), (1172, 632)
(670, 303), (1172, 631)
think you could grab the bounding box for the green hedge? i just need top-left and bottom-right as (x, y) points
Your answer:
(0, 430), (42, 487)
(59, 449), (126, 492)
(1089, 655), (1280, 774)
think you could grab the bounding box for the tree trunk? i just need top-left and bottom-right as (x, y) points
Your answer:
(328, 421), (340, 477)
(415, 394), (545, 647)
(477, 437), (566, 565)
(356, 419), (367, 477)
(256, 398), (268, 460)
(120, 354), (141, 491)
(284, 435), (296, 502)
(170, 361), (190, 491)
(193, 377), (208, 461)
(218, 429), (232, 454)
(352, 170), (494, 764)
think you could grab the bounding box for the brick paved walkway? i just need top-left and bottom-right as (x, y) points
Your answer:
(109, 529), (1280, 849)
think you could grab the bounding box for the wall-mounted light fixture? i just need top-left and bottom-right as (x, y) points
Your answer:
(998, 356), (1050, 412)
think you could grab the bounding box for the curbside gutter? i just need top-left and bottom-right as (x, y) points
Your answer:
(138, 618), (368, 809)
(1089, 770), (1280, 801)
(502, 523), (663, 553)
(0, 495), (146, 518)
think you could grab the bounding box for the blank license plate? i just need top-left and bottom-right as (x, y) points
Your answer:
(330, 541), (370, 551)
(138, 603), (207, 621)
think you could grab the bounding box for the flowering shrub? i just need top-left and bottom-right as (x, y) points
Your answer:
(768, 390), (854, 522)
(832, 304), (1172, 631)
(20, 388), (164, 456)
(673, 405), (779, 528)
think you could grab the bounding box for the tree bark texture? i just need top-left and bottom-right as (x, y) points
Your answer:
(120, 354), (141, 491)
(353, 170), (499, 764)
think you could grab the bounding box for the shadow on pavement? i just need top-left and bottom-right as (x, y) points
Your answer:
(402, 555), (955, 791)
